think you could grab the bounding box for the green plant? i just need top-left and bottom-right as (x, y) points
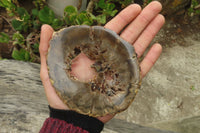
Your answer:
(0, 0), (134, 62)
(188, 0), (200, 16)
(12, 48), (30, 61)
(11, 32), (30, 61)
(64, 6), (93, 25)
(0, 32), (10, 43)
(94, 0), (118, 24)
(0, 0), (65, 62)
(12, 32), (25, 46)
(11, 7), (30, 32)
(190, 86), (196, 91)
(39, 6), (64, 29)
(13, 31), (41, 62)
(33, 0), (45, 9)
(11, 5), (63, 32)
(10, 32), (40, 62)
(0, 0), (16, 16)
(63, 0), (118, 26)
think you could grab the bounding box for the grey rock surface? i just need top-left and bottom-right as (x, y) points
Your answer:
(115, 40), (200, 126)
(104, 119), (175, 133)
(0, 60), (48, 133)
(0, 60), (174, 133)
(146, 115), (200, 133)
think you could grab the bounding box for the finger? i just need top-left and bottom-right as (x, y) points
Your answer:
(39, 25), (56, 101)
(39, 24), (54, 57)
(140, 43), (162, 78)
(104, 4), (141, 34)
(39, 24), (53, 83)
(39, 25), (68, 109)
(134, 14), (165, 57)
(120, 1), (162, 43)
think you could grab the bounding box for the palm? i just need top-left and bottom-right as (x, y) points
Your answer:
(40, 1), (165, 123)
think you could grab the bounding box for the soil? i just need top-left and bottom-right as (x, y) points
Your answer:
(154, 14), (200, 47)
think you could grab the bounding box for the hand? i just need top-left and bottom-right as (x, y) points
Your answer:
(39, 1), (165, 123)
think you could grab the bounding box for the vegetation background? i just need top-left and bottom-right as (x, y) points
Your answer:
(0, 0), (199, 63)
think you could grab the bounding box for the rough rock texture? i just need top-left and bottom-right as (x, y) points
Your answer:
(146, 115), (200, 133)
(0, 60), (48, 133)
(0, 60), (174, 133)
(115, 40), (200, 125)
(104, 119), (175, 133)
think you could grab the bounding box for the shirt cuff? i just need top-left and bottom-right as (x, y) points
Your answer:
(49, 106), (104, 133)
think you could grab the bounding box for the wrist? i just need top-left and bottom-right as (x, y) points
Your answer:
(49, 105), (104, 133)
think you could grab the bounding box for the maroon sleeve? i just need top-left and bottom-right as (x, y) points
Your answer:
(40, 117), (89, 133)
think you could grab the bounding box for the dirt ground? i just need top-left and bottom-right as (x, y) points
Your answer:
(154, 15), (200, 47)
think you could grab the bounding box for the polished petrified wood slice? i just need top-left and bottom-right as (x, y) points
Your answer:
(47, 25), (141, 117)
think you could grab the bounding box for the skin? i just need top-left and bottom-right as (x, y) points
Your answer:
(40, 1), (165, 123)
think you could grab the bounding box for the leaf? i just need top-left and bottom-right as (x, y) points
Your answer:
(0, 32), (10, 43)
(81, 21), (93, 25)
(32, 43), (39, 53)
(98, 0), (106, 9)
(33, 20), (41, 30)
(39, 6), (55, 24)
(106, 3), (115, 11)
(17, 7), (30, 21)
(103, 3), (118, 17)
(8, 13), (15, 16)
(12, 48), (29, 61)
(63, 6), (78, 25)
(64, 5), (78, 15)
(11, 19), (24, 32)
(110, 9), (118, 17)
(24, 51), (30, 61)
(51, 19), (63, 29)
(89, 13), (96, 20)
(77, 13), (86, 24)
(64, 13), (77, 25)
(32, 8), (39, 16)
(76, 12), (93, 25)
(12, 32), (25, 46)
(96, 14), (106, 24)
(0, 0), (16, 11)
(196, 10), (200, 14)
(190, 86), (196, 91)
(32, 8), (39, 20)
(0, 0), (12, 7)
